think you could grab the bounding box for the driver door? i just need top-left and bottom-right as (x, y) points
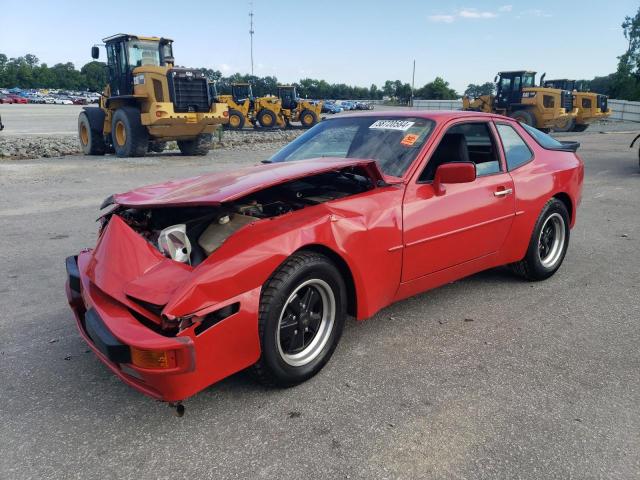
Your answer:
(401, 120), (515, 282)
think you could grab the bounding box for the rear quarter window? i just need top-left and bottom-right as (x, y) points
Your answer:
(496, 124), (533, 171)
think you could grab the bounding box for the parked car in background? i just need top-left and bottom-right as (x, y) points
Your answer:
(72, 97), (88, 105)
(0, 94), (13, 104)
(54, 96), (73, 105)
(321, 101), (343, 114)
(6, 94), (27, 104)
(339, 101), (355, 110)
(355, 101), (374, 110)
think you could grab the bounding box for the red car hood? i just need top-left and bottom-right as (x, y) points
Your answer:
(112, 158), (388, 208)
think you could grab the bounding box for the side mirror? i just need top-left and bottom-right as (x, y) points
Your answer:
(91, 46), (100, 59)
(433, 162), (476, 196)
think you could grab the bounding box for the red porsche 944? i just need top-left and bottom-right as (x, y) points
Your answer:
(65, 111), (583, 405)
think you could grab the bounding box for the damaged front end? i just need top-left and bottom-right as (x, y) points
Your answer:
(66, 159), (387, 402)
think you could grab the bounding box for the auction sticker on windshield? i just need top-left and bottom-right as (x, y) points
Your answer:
(369, 120), (415, 131)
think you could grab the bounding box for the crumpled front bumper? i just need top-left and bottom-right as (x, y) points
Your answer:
(65, 253), (261, 402)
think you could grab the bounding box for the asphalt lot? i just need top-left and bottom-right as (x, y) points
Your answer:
(1, 128), (639, 479)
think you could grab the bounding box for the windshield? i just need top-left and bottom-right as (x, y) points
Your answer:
(269, 116), (435, 177)
(127, 40), (161, 67)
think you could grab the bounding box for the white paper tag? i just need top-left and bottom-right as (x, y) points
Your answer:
(369, 120), (415, 131)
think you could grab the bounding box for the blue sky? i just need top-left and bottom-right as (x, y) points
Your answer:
(0, 0), (636, 92)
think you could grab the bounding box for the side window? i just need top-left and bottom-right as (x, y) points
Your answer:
(496, 124), (533, 171)
(513, 76), (521, 92)
(419, 122), (501, 182)
(500, 77), (512, 91)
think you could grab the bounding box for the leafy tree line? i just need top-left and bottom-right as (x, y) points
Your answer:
(0, 54), (107, 91)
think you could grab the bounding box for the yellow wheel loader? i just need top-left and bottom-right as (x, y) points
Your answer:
(543, 79), (611, 132)
(78, 34), (228, 158)
(216, 83), (254, 129)
(462, 71), (577, 131)
(275, 85), (322, 128)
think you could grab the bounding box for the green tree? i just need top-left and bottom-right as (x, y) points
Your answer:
(464, 82), (495, 98)
(80, 61), (107, 92)
(416, 77), (458, 99)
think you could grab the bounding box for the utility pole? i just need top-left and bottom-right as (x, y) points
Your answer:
(411, 59), (415, 107)
(249, 1), (255, 76)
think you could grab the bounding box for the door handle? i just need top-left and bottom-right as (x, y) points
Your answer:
(494, 188), (513, 197)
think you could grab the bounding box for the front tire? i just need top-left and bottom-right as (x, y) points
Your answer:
(257, 109), (277, 128)
(553, 116), (576, 133)
(510, 198), (570, 281)
(111, 106), (148, 157)
(227, 109), (245, 129)
(254, 251), (347, 387)
(177, 133), (212, 156)
(509, 109), (535, 127)
(571, 124), (589, 132)
(300, 109), (318, 128)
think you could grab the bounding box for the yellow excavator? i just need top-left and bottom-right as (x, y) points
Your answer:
(78, 34), (228, 157)
(462, 71), (577, 131)
(542, 79), (611, 132)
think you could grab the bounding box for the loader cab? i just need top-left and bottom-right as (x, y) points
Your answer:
(495, 71), (537, 109)
(543, 79), (576, 91)
(95, 34), (174, 97)
(231, 83), (254, 103)
(278, 85), (299, 110)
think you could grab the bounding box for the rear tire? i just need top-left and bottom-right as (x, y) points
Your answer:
(177, 133), (212, 156)
(254, 251), (347, 387)
(509, 109), (536, 127)
(553, 116), (576, 133)
(78, 112), (105, 155)
(111, 106), (148, 157)
(300, 109), (318, 128)
(227, 109), (245, 130)
(510, 198), (570, 281)
(571, 124), (589, 132)
(257, 109), (277, 128)
(148, 141), (166, 153)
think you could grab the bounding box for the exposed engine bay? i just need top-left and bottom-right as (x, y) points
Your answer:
(102, 168), (374, 266)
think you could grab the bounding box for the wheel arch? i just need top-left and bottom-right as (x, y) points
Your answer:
(294, 244), (357, 318)
(552, 192), (573, 225)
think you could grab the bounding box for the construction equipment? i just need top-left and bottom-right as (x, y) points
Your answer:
(462, 71), (577, 131)
(78, 34), (228, 157)
(216, 83), (254, 129)
(273, 85), (322, 128)
(543, 79), (611, 132)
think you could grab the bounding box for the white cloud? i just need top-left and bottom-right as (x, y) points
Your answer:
(520, 9), (553, 18)
(428, 14), (455, 23)
(498, 5), (512, 12)
(459, 9), (497, 19)
(219, 63), (232, 73)
(428, 7), (501, 23)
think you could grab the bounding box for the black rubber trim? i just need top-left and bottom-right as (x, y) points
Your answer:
(65, 255), (81, 293)
(85, 308), (131, 364)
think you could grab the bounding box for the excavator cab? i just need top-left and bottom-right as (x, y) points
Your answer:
(277, 86), (299, 110)
(494, 71), (537, 109)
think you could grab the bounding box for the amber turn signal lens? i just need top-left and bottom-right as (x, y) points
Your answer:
(223, 111), (229, 117)
(130, 347), (176, 369)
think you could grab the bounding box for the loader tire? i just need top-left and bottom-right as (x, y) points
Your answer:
(257, 109), (277, 128)
(227, 109), (245, 130)
(509, 109), (535, 127)
(553, 116), (576, 133)
(111, 106), (148, 157)
(571, 124), (589, 132)
(178, 133), (212, 156)
(78, 112), (106, 155)
(300, 109), (318, 128)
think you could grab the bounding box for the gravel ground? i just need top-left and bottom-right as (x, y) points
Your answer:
(0, 128), (639, 479)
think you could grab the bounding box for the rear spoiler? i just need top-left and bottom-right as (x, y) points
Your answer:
(546, 140), (580, 153)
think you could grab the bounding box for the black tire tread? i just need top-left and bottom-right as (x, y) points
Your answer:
(509, 197), (569, 281)
(112, 106), (148, 157)
(177, 133), (212, 156)
(227, 109), (245, 130)
(253, 251), (342, 387)
(78, 112), (106, 155)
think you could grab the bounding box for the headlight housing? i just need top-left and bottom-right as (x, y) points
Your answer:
(133, 74), (145, 86)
